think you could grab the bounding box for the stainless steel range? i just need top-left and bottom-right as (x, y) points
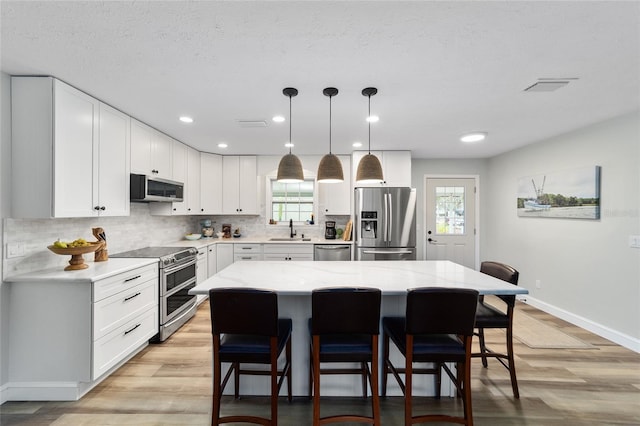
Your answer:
(111, 246), (198, 341)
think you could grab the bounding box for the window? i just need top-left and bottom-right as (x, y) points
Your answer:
(270, 179), (315, 223)
(435, 186), (465, 235)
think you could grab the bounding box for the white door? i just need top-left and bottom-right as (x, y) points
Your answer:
(425, 177), (477, 269)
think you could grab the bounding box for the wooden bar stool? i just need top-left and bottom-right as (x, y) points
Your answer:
(209, 288), (292, 426)
(382, 287), (478, 426)
(473, 261), (520, 398)
(309, 287), (382, 426)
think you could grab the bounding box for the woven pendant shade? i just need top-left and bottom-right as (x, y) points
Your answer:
(317, 153), (344, 183)
(317, 87), (344, 183)
(356, 87), (383, 184)
(277, 87), (304, 183)
(277, 153), (304, 182)
(356, 153), (383, 183)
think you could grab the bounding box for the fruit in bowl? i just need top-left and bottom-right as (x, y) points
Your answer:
(47, 239), (105, 271)
(185, 233), (202, 241)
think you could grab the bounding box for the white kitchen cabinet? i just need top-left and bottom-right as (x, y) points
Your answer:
(186, 147), (201, 214)
(6, 262), (158, 400)
(216, 243), (234, 272)
(352, 150), (411, 187)
(11, 77), (130, 218)
(200, 152), (223, 214)
(130, 119), (172, 180)
(318, 155), (352, 215)
(263, 244), (314, 261)
(196, 246), (208, 283)
(222, 156), (258, 215)
(233, 243), (263, 261)
(207, 244), (217, 277)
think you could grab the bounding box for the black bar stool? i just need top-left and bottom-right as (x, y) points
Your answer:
(382, 287), (478, 426)
(309, 287), (382, 426)
(473, 261), (521, 398)
(209, 288), (292, 426)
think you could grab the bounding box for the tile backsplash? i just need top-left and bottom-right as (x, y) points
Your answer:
(3, 203), (349, 278)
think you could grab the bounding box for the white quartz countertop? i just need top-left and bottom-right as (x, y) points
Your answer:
(5, 258), (158, 283)
(190, 260), (529, 296)
(169, 236), (352, 249)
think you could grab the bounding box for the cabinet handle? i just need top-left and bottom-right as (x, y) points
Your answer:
(94, 206), (100, 211)
(124, 323), (142, 335)
(241, 247), (251, 250)
(100, 206), (106, 211)
(240, 257), (252, 260)
(124, 275), (141, 283)
(124, 292), (141, 302)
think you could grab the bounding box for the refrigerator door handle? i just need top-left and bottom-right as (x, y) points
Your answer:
(383, 193), (388, 242)
(387, 193), (393, 242)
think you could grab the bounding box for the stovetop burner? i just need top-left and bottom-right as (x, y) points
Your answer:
(111, 246), (198, 268)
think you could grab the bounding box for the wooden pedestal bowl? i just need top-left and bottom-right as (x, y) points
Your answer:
(47, 241), (105, 271)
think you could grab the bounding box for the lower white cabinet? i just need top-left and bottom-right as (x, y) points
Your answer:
(263, 244), (314, 261)
(196, 246), (208, 283)
(6, 263), (158, 401)
(207, 244), (217, 277)
(234, 243), (263, 261)
(216, 243), (234, 272)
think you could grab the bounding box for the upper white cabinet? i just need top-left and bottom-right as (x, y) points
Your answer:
(131, 119), (172, 180)
(11, 77), (130, 218)
(185, 147), (201, 214)
(352, 150), (411, 187)
(200, 152), (223, 214)
(318, 155), (352, 215)
(222, 156), (258, 215)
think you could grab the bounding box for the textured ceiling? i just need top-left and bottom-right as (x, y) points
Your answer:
(2, 1), (639, 159)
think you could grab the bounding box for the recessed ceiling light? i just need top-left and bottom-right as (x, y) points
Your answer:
(217, 143), (228, 148)
(272, 116), (285, 123)
(366, 115), (379, 123)
(285, 142), (294, 148)
(179, 116), (193, 123)
(460, 132), (487, 143)
(352, 141), (363, 148)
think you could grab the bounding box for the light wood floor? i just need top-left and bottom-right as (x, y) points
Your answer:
(2, 300), (639, 425)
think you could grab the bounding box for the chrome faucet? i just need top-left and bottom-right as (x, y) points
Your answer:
(289, 219), (296, 238)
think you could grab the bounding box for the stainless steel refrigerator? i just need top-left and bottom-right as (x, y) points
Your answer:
(354, 187), (417, 260)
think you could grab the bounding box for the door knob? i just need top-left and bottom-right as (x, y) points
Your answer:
(428, 238), (437, 243)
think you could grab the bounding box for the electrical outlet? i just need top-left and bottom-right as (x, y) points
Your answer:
(629, 235), (640, 249)
(6, 242), (25, 259)
(535, 279), (541, 289)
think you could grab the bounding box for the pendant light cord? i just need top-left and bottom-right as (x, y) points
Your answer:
(367, 94), (371, 154)
(288, 94), (293, 155)
(329, 94), (333, 154)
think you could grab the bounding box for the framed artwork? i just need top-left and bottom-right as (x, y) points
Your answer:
(517, 166), (601, 219)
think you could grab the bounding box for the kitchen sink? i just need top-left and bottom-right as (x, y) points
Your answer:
(269, 237), (311, 241)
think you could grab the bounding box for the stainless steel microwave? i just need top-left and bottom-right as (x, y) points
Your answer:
(130, 174), (184, 202)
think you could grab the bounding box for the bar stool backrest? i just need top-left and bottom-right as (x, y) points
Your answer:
(209, 288), (278, 336)
(406, 287), (478, 336)
(311, 287), (382, 335)
(480, 261), (519, 305)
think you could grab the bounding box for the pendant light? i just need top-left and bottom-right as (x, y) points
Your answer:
(277, 87), (304, 183)
(317, 87), (344, 183)
(356, 87), (384, 184)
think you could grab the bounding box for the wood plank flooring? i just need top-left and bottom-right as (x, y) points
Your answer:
(2, 299), (639, 425)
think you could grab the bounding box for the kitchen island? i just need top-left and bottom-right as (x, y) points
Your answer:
(191, 260), (528, 397)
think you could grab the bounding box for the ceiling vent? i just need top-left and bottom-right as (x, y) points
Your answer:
(524, 80), (572, 92)
(236, 119), (267, 128)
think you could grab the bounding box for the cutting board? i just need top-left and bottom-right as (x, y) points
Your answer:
(343, 220), (352, 241)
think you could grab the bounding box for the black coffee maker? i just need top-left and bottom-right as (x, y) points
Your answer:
(325, 221), (336, 239)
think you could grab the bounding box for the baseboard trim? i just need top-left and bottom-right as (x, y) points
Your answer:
(518, 295), (639, 353)
(0, 382), (8, 405)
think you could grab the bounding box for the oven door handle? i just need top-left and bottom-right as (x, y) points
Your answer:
(162, 257), (197, 274)
(164, 277), (197, 298)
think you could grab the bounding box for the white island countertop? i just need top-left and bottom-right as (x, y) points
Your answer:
(191, 260), (528, 296)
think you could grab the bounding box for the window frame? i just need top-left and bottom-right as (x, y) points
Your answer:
(265, 173), (318, 226)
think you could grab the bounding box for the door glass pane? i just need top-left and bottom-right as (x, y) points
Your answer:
(435, 186), (465, 235)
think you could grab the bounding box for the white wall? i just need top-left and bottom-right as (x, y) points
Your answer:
(484, 111), (640, 349)
(0, 72), (10, 396)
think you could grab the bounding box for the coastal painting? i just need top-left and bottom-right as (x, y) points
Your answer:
(517, 166), (601, 219)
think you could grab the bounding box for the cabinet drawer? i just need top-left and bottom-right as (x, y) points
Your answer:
(93, 306), (158, 380)
(234, 253), (263, 261)
(263, 244), (313, 255)
(94, 264), (158, 302)
(234, 243), (262, 254)
(93, 279), (158, 340)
